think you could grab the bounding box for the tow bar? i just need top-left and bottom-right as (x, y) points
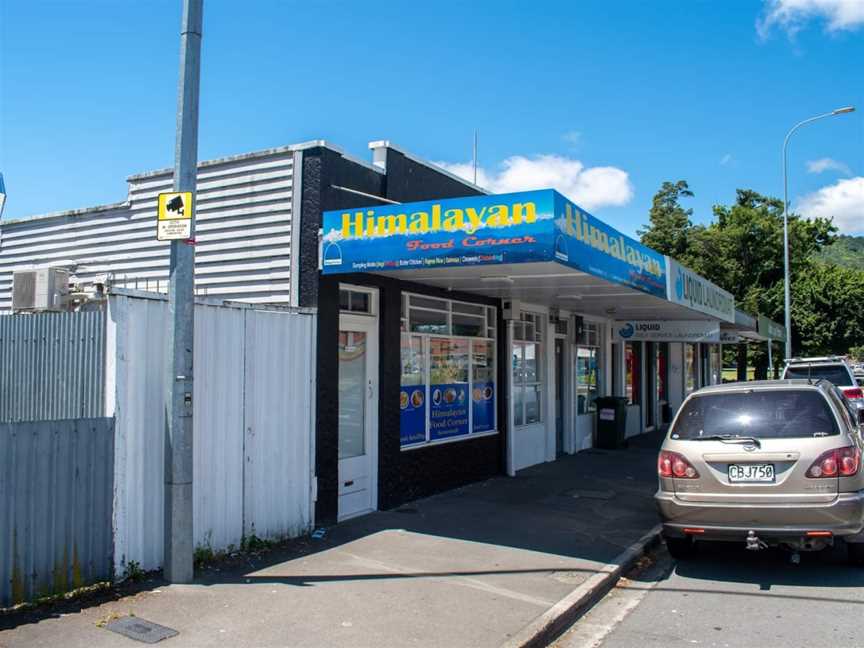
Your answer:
(746, 530), (767, 551)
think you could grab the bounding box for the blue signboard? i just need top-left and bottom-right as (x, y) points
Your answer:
(429, 383), (469, 440)
(322, 189), (555, 273)
(551, 193), (667, 298)
(322, 189), (668, 300)
(399, 385), (426, 446)
(471, 382), (495, 433)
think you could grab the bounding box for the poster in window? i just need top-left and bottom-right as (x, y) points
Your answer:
(472, 383), (495, 432)
(400, 336), (426, 446)
(429, 338), (469, 440)
(472, 340), (495, 433)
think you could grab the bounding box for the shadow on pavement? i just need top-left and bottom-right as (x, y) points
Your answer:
(3, 431), (668, 632)
(611, 539), (864, 610)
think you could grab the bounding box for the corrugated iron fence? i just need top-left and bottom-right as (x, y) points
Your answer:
(0, 311), (105, 423)
(0, 293), (316, 604)
(0, 418), (115, 607)
(108, 292), (317, 575)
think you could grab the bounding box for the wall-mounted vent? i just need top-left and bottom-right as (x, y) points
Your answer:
(12, 268), (70, 312)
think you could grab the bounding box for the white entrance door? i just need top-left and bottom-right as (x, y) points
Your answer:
(337, 313), (378, 521)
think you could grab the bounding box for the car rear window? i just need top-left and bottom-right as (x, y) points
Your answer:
(783, 364), (853, 386)
(672, 389), (840, 439)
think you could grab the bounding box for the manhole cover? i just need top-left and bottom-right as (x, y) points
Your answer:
(106, 616), (179, 644)
(564, 489), (617, 500)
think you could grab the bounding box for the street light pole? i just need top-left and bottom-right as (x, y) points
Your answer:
(165, 0), (203, 584)
(781, 106), (855, 361)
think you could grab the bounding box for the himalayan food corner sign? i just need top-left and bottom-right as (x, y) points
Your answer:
(321, 189), (667, 299)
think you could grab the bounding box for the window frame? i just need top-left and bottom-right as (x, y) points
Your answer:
(512, 311), (545, 427)
(400, 293), (498, 450)
(339, 284), (377, 316)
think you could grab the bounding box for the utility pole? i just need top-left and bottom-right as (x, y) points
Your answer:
(165, 0), (203, 584)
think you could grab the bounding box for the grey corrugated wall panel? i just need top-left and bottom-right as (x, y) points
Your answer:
(0, 149), (295, 310)
(0, 418), (115, 607)
(0, 311), (105, 423)
(108, 294), (316, 573)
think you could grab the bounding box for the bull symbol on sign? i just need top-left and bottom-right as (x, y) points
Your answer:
(167, 195), (185, 216)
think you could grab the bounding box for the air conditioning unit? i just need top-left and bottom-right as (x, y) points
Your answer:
(12, 268), (70, 312)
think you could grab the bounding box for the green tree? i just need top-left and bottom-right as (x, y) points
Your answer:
(639, 183), (858, 366)
(637, 180), (698, 262)
(687, 189), (836, 323)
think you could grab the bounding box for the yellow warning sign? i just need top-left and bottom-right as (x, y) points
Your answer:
(157, 192), (193, 241)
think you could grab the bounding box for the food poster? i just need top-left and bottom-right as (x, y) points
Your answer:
(430, 338), (470, 440)
(471, 383), (495, 432)
(471, 340), (495, 433)
(400, 335), (426, 446)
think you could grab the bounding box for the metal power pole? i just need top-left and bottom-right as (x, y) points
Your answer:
(781, 106), (855, 361)
(165, 0), (203, 584)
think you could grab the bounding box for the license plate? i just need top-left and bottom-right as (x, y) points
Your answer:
(728, 464), (775, 483)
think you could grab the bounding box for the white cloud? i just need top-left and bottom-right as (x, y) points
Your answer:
(796, 176), (864, 234)
(437, 154), (634, 211)
(758, 0), (864, 38)
(720, 153), (733, 166)
(806, 157), (852, 175)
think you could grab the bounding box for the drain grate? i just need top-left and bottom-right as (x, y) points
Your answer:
(105, 616), (179, 644)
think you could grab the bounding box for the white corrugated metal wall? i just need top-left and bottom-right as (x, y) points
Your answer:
(106, 292), (315, 574)
(0, 147), (296, 311)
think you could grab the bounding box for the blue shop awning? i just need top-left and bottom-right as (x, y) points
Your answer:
(321, 189), (737, 324)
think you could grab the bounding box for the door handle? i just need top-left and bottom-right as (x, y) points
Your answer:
(368, 380), (374, 399)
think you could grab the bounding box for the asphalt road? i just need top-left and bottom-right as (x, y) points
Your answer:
(556, 541), (864, 648)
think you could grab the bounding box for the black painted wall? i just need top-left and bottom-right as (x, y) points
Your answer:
(299, 144), (503, 525)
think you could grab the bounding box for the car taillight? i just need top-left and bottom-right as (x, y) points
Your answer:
(806, 447), (861, 478)
(842, 387), (863, 401)
(658, 451), (700, 479)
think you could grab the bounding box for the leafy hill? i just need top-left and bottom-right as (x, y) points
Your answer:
(818, 235), (864, 270)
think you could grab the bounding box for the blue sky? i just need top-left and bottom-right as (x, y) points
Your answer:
(1, 0), (862, 236)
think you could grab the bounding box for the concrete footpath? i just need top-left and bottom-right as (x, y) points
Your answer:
(1, 432), (664, 648)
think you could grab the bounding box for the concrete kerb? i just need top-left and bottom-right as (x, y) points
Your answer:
(500, 523), (663, 648)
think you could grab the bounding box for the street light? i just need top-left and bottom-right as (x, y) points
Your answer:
(782, 106), (855, 361)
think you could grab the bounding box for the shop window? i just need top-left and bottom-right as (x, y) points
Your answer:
(471, 340), (496, 433)
(578, 322), (600, 347)
(399, 336), (426, 446)
(625, 342), (642, 405)
(685, 343), (698, 394)
(576, 346), (598, 415)
(410, 307), (448, 335)
(339, 288), (373, 314)
(400, 293), (497, 449)
(513, 312), (544, 426)
(452, 312), (485, 337)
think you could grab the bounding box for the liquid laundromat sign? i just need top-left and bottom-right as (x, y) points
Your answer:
(321, 189), (668, 299)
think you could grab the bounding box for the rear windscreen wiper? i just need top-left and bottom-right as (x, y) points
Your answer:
(690, 434), (761, 448)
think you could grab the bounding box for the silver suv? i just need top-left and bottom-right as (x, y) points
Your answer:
(656, 380), (864, 563)
(783, 356), (862, 404)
